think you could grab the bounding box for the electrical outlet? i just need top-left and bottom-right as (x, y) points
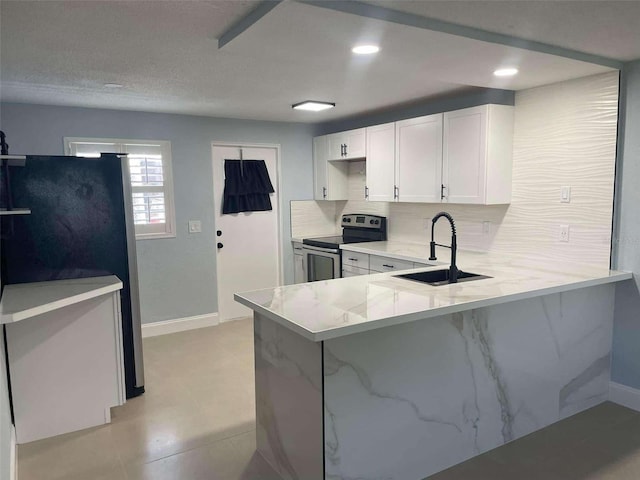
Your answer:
(559, 224), (570, 242)
(188, 220), (202, 233)
(561, 186), (571, 203)
(482, 221), (491, 235)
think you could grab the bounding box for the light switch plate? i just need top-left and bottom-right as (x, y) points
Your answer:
(188, 220), (202, 233)
(561, 186), (571, 203)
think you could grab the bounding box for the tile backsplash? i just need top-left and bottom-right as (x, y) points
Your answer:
(292, 71), (618, 269)
(290, 200), (339, 239)
(336, 160), (507, 251)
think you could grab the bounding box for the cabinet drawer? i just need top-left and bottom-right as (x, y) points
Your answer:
(342, 264), (370, 277)
(342, 251), (369, 269)
(370, 255), (415, 273)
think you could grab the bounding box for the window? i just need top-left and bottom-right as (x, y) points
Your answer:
(65, 138), (176, 240)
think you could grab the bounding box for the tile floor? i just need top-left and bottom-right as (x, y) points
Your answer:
(17, 318), (640, 480)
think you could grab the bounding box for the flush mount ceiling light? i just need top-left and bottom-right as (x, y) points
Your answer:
(352, 45), (380, 55)
(493, 68), (519, 77)
(104, 83), (124, 88)
(292, 101), (335, 112)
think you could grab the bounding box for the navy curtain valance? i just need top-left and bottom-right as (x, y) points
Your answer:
(222, 159), (275, 214)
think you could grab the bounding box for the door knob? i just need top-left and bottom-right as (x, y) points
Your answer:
(217, 242), (223, 249)
(216, 230), (222, 237)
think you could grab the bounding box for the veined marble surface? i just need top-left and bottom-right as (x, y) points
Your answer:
(254, 314), (323, 479)
(235, 249), (631, 341)
(323, 284), (615, 479)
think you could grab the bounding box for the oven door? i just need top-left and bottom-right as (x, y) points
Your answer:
(303, 245), (341, 282)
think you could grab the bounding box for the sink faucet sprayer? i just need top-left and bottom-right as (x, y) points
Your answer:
(429, 212), (458, 283)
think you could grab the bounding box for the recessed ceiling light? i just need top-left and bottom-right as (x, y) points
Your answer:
(104, 83), (124, 88)
(352, 45), (380, 55)
(493, 68), (519, 77)
(292, 101), (335, 112)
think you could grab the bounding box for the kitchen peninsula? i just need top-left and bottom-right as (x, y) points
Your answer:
(235, 247), (632, 480)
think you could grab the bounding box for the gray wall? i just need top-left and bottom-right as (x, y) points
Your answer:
(612, 60), (640, 389)
(0, 103), (315, 324)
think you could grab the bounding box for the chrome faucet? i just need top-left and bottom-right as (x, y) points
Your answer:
(429, 212), (458, 283)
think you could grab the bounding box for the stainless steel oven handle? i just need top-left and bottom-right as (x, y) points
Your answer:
(302, 245), (340, 254)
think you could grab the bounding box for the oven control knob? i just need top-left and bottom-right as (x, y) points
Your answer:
(370, 219), (374, 224)
(375, 220), (380, 224)
(342, 217), (348, 222)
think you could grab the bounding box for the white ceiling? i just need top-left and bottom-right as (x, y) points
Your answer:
(367, 1), (640, 62)
(0, 0), (629, 123)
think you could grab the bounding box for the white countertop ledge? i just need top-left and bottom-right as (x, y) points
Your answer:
(235, 250), (632, 342)
(0, 276), (123, 324)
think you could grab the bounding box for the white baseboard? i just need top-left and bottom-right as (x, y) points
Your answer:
(10, 425), (16, 480)
(609, 382), (640, 412)
(141, 313), (219, 338)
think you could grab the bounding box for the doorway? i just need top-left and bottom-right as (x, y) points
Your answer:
(212, 143), (282, 322)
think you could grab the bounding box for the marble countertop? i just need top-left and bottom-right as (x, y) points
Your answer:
(236, 244), (632, 342)
(0, 276), (123, 324)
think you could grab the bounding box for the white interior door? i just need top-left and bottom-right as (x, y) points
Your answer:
(212, 144), (281, 322)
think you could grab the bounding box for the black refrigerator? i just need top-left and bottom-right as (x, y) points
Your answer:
(1, 154), (145, 398)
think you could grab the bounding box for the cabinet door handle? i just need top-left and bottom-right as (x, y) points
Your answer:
(365, 186), (369, 199)
(344, 143), (348, 157)
(382, 264), (395, 268)
(348, 258), (358, 261)
(394, 185), (399, 199)
(441, 184), (447, 200)
(323, 186), (327, 198)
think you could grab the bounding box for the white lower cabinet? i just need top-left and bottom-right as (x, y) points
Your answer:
(342, 264), (370, 277)
(341, 251), (436, 278)
(369, 255), (415, 273)
(342, 251), (370, 269)
(293, 242), (306, 283)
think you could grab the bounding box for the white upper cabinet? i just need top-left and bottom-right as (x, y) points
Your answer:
(313, 136), (328, 200)
(312, 104), (513, 205)
(313, 136), (348, 201)
(395, 114), (443, 203)
(365, 123), (396, 202)
(327, 128), (366, 160)
(442, 104), (514, 204)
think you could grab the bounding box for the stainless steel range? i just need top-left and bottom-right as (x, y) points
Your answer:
(302, 214), (387, 282)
